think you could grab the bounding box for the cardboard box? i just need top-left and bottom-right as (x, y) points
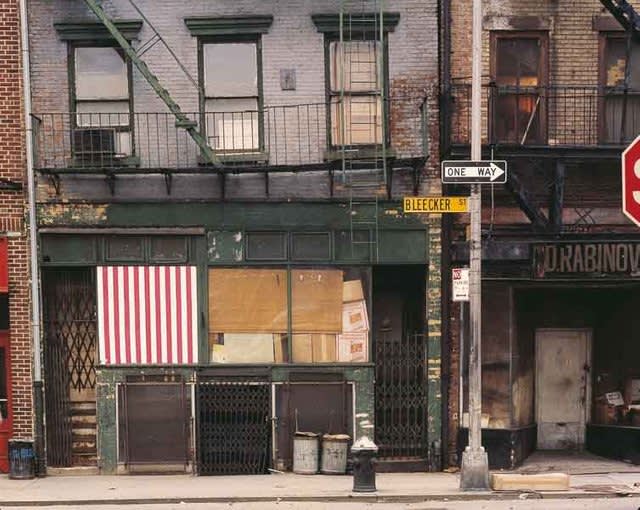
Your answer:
(342, 301), (369, 333)
(312, 334), (337, 362)
(625, 378), (640, 405)
(338, 331), (368, 362)
(292, 334), (313, 363)
(223, 333), (275, 363)
(343, 280), (365, 303)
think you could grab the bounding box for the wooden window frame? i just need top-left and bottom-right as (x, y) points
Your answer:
(197, 34), (265, 159)
(490, 31), (548, 145)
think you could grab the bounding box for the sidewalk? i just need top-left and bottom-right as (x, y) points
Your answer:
(0, 471), (639, 506)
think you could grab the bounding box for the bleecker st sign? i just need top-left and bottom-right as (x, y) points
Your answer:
(403, 196), (468, 213)
(533, 242), (640, 278)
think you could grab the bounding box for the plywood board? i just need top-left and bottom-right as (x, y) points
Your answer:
(273, 334), (287, 363)
(292, 334), (313, 363)
(221, 333), (275, 363)
(312, 334), (337, 362)
(209, 269), (287, 333)
(292, 269), (342, 333)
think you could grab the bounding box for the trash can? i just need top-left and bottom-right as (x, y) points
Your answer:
(8, 439), (35, 480)
(320, 434), (350, 474)
(293, 432), (319, 474)
(351, 437), (378, 492)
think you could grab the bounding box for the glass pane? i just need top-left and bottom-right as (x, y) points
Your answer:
(330, 40), (380, 92)
(75, 47), (128, 100)
(205, 98), (259, 152)
(149, 237), (188, 263)
(603, 94), (640, 144)
(494, 92), (541, 144)
(0, 347), (7, 421)
(204, 43), (257, 97)
(291, 233), (331, 261)
(605, 38), (627, 87)
(331, 95), (382, 145)
(496, 38), (540, 87)
(106, 236), (144, 261)
(246, 232), (287, 261)
(0, 294), (7, 330)
(76, 101), (130, 127)
(209, 269), (288, 363)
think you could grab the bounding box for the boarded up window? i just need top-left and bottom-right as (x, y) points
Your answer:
(292, 269), (343, 333)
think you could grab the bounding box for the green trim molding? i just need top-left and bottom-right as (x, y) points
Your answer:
(185, 15), (274, 36)
(311, 12), (400, 34)
(54, 20), (143, 41)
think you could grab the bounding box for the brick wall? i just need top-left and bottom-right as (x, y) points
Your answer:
(0, 0), (33, 439)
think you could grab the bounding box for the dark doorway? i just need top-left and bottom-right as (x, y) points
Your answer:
(373, 265), (428, 471)
(42, 268), (97, 467)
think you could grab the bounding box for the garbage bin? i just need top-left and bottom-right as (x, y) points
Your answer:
(293, 432), (319, 474)
(8, 439), (35, 480)
(320, 434), (350, 474)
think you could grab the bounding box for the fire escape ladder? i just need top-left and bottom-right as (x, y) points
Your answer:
(82, 0), (221, 168)
(599, 0), (640, 40)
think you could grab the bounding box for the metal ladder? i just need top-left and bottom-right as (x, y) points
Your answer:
(599, 0), (640, 38)
(82, 0), (221, 167)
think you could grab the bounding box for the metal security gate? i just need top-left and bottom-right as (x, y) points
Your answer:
(43, 268), (97, 467)
(197, 377), (271, 475)
(375, 333), (428, 462)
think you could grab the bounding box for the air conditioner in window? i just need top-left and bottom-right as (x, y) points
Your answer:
(72, 128), (120, 163)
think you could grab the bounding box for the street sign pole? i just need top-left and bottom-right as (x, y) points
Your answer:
(460, 0), (490, 490)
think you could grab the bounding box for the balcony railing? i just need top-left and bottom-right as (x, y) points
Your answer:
(447, 84), (640, 148)
(33, 97), (428, 173)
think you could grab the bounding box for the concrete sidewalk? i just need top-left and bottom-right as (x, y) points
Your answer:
(0, 471), (639, 506)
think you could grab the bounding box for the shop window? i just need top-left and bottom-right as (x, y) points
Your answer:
(72, 46), (133, 159)
(105, 236), (145, 262)
(149, 237), (188, 263)
(601, 36), (640, 144)
(246, 232), (287, 261)
(208, 267), (370, 364)
(492, 34), (546, 144)
(334, 230), (370, 262)
(0, 295), (7, 331)
(328, 39), (384, 146)
(291, 233), (331, 261)
(203, 39), (262, 153)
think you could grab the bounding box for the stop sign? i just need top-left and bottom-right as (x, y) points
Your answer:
(623, 134), (640, 227)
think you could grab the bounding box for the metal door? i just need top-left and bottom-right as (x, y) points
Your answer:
(375, 332), (428, 460)
(43, 268), (97, 467)
(197, 377), (271, 475)
(536, 329), (591, 450)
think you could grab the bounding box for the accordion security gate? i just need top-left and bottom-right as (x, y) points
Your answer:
(196, 378), (271, 475)
(375, 333), (429, 461)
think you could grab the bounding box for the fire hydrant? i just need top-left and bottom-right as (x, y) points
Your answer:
(351, 437), (378, 493)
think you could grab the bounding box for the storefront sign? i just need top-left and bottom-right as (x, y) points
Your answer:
(452, 267), (470, 301)
(533, 242), (640, 278)
(403, 196), (468, 213)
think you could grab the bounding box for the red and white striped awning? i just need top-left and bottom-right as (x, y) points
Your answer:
(97, 266), (198, 365)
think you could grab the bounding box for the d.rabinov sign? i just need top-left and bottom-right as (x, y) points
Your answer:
(533, 242), (640, 278)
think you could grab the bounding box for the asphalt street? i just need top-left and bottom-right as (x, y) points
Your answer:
(7, 499), (640, 510)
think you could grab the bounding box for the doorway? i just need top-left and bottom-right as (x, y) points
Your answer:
(535, 329), (591, 450)
(373, 265), (427, 470)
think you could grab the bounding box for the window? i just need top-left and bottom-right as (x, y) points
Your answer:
(492, 34), (546, 144)
(601, 36), (640, 144)
(203, 40), (261, 153)
(208, 267), (370, 364)
(328, 39), (384, 146)
(72, 46), (132, 159)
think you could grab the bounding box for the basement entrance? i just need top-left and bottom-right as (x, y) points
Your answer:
(373, 265), (428, 471)
(43, 268), (97, 468)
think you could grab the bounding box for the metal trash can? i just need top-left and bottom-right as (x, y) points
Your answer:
(8, 439), (35, 480)
(293, 432), (319, 474)
(351, 437), (378, 492)
(320, 434), (350, 474)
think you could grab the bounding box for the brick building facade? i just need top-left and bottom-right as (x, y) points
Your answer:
(444, 0), (640, 469)
(0, 0), (33, 473)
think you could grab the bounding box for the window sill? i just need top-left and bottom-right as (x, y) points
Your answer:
(71, 155), (140, 168)
(198, 152), (270, 166)
(324, 147), (396, 162)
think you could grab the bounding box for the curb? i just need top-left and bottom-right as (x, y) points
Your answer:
(0, 491), (637, 506)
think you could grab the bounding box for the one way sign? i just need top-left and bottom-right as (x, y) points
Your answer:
(441, 160), (508, 184)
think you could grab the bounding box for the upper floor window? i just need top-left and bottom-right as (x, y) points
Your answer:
(491, 33), (546, 144)
(203, 39), (261, 154)
(71, 46), (133, 159)
(328, 39), (384, 147)
(601, 35), (640, 144)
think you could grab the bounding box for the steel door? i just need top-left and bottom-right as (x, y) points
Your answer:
(536, 329), (591, 450)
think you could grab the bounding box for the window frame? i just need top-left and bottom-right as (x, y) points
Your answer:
(598, 32), (640, 144)
(490, 31), (548, 145)
(323, 32), (391, 150)
(197, 34), (265, 157)
(68, 41), (135, 158)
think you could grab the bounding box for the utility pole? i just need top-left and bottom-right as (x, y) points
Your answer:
(460, 0), (490, 490)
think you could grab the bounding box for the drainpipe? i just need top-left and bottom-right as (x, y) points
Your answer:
(19, 0), (45, 476)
